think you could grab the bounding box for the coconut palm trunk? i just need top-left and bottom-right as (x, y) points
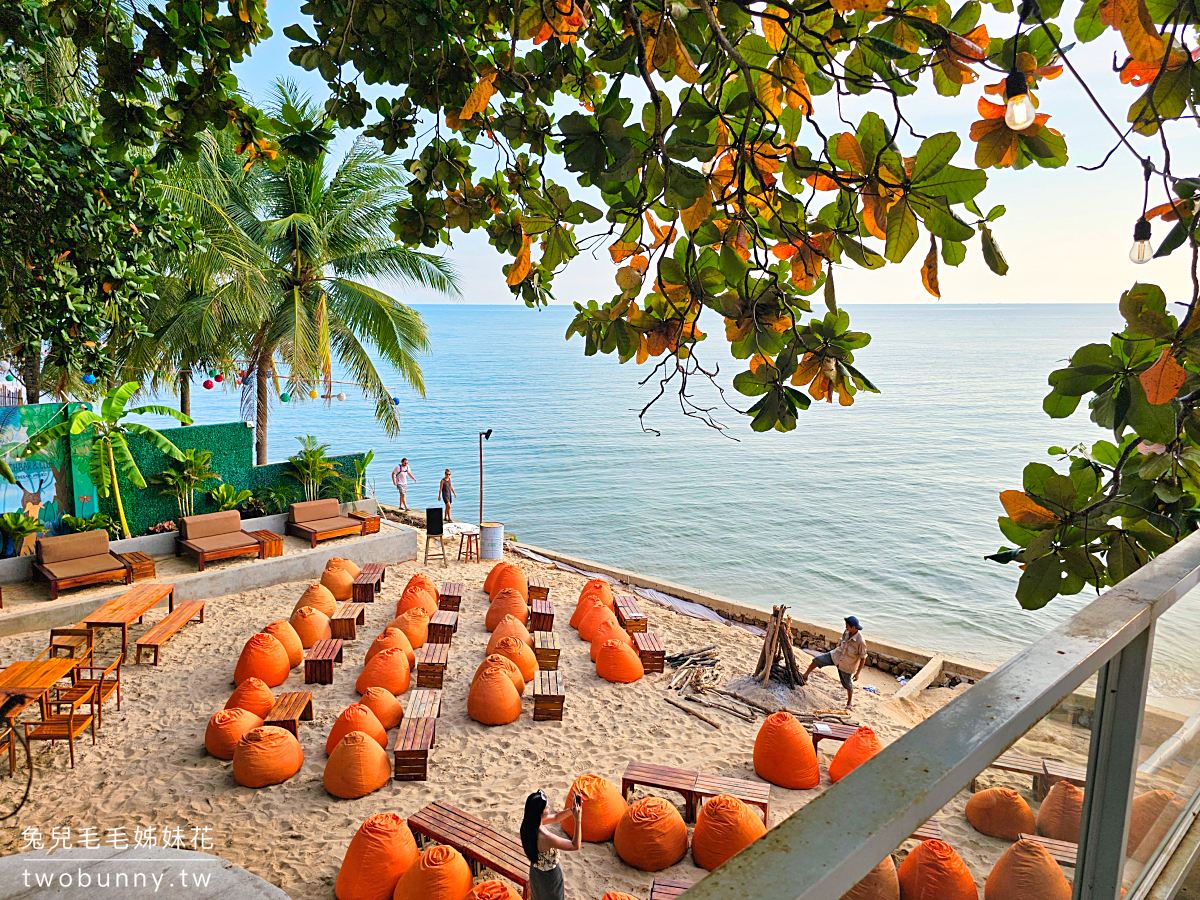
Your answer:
(256, 352), (271, 465)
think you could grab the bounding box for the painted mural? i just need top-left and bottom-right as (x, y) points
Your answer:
(0, 403), (83, 552)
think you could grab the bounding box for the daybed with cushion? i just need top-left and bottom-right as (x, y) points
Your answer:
(34, 531), (130, 600)
(175, 510), (265, 571)
(286, 499), (365, 548)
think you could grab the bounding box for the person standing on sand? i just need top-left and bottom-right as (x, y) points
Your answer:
(521, 790), (583, 900)
(802, 615), (867, 709)
(391, 458), (416, 510)
(439, 469), (457, 522)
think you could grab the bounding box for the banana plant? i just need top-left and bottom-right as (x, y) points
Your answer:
(0, 512), (43, 558)
(209, 483), (253, 511)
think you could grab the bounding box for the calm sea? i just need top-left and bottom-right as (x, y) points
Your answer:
(148, 303), (1200, 699)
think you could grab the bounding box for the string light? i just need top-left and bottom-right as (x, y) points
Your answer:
(1003, 5), (1036, 131)
(336, 392), (346, 401)
(1131, 157), (1154, 265)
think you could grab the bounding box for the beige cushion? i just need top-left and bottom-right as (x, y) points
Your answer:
(38, 530), (109, 564)
(180, 510), (242, 540)
(184, 533), (259, 553)
(289, 499), (340, 523)
(40, 554), (123, 580)
(297, 516), (361, 533)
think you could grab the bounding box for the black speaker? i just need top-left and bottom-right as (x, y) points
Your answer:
(425, 506), (443, 535)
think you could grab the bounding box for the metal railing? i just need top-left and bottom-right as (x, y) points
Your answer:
(682, 530), (1200, 900)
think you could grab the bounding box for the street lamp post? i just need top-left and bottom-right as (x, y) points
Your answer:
(479, 429), (492, 524)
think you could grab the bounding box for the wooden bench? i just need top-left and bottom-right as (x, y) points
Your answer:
(649, 879), (696, 900)
(286, 499), (367, 548)
(911, 819), (942, 842)
(695, 772), (771, 826)
(394, 716), (436, 780)
(622, 762), (699, 820)
(408, 802), (531, 899)
(1043, 759), (1086, 792)
(529, 598), (554, 633)
(361, 562), (386, 584)
(304, 638), (343, 684)
(134, 599), (205, 665)
(1019, 833), (1078, 867)
(970, 752), (1049, 796)
(264, 691), (313, 736)
(330, 602), (366, 640)
(527, 575), (550, 602)
(615, 595), (647, 633)
(438, 582), (463, 611)
(809, 721), (858, 749)
(533, 669), (564, 722)
(408, 688), (443, 719)
(429, 609), (458, 643)
(352, 571), (381, 603)
(633, 631), (665, 673)
(416, 642), (449, 689)
(533, 631), (560, 670)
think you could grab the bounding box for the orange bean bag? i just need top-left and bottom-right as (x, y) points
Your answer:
(754, 711), (821, 790)
(368, 627), (416, 669)
(322, 566), (355, 602)
(262, 620), (304, 668)
(570, 596), (606, 631)
(829, 727), (884, 783)
(579, 605), (620, 642)
(205, 708), (263, 759)
(326, 703), (389, 754)
(473, 654), (526, 696)
(1036, 781), (1083, 843)
(562, 774), (628, 842)
(328, 557), (362, 578)
(596, 639), (644, 683)
(468, 665), (523, 725)
(842, 856), (900, 900)
(294, 582), (338, 617)
(233, 633), (290, 687)
(225, 677), (276, 718)
(486, 589), (529, 631)
(589, 618), (633, 662)
(324, 731), (393, 799)
(488, 564), (527, 602)
(291, 606), (333, 648)
(491, 635), (538, 682)
(983, 838), (1070, 900)
(361, 686), (404, 729)
(396, 586), (438, 618)
(395, 608), (430, 649)
(232, 726), (305, 787)
(1129, 789), (1185, 861)
(356, 647), (411, 696)
(896, 839), (978, 900)
(965, 788), (1036, 840)
(600, 894), (639, 900)
(466, 881), (521, 900)
(335, 812), (420, 900)
(405, 572), (438, 602)
(579, 578), (614, 610)
(614, 796), (689, 871)
(392, 844), (473, 900)
(484, 561), (515, 595)
(486, 615), (533, 652)
(691, 794), (766, 871)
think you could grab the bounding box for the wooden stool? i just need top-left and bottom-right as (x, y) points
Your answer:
(331, 602), (366, 640)
(428, 610), (458, 643)
(534, 631), (560, 670)
(530, 598), (554, 633)
(633, 632), (665, 673)
(352, 571), (381, 602)
(264, 692), (314, 736)
(458, 532), (479, 562)
(533, 670), (564, 721)
(394, 717), (436, 781)
(416, 642), (449, 688)
(615, 595), (647, 633)
(425, 534), (446, 566)
(305, 638), (344, 684)
(527, 575), (550, 601)
(438, 582), (463, 611)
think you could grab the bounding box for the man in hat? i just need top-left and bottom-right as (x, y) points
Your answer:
(802, 616), (867, 709)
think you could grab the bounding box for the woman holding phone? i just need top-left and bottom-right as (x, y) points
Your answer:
(520, 789), (583, 900)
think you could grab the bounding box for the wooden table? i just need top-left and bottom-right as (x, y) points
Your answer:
(117, 551), (156, 581)
(534, 631), (560, 670)
(352, 570), (381, 603)
(0, 658), (82, 716)
(527, 575), (550, 602)
(408, 689), (443, 719)
(615, 595), (647, 632)
(331, 602), (367, 640)
(264, 692), (314, 736)
(349, 510), (381, 534)
(533, 670), (564, 722)
(305, 639), (343, 684)
(1019, 833), (1078, 867)
(438, 582), (463, 611)
(394, 717), (437, 780)
(82, 583), (175, 655)
(408, 802), (530, 898)
(649, 880), (695, 900)
(633, 631), (665, 673)
(429, 610), (458, 643)
(694, 772), (771, 825)
(249, 530), (282, 559)
(529, 598), (553, 633)
(416, 643), (449, 688)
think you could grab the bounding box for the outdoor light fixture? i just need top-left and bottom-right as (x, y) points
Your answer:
(479, 429), (493, 524)
(1130, 217), (1153, 264)
(1003, 72), (1035, 131)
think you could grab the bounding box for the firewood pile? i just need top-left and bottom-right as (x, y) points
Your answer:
(753, 605), (804, 688)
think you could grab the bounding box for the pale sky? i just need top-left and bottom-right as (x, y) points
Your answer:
(232, 2), (1198, 308)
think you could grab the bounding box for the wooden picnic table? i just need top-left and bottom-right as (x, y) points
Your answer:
(0, 658), (83, 716)
(82, 583), (175, 655)
(408, 801), (530, 899)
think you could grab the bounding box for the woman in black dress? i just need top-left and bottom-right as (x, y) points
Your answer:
(520, 790), (582, 900)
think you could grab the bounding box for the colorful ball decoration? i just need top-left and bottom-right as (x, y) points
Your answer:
(337, 392), (347, 401)
(0, 361), (8, 371)
(203, 379), (214, 390)
(5, 374), (13, 382)
(308, 389), (318, 399)
(208, 369), (217, 377)
(280, 392), (291, 402)
(391, 396), (400, 405)
(82, 373), (97, 384)
(238, 370), (247, 379)
(215, 373), (224, 383)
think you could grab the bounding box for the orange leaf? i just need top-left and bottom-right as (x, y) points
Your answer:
(507, 234), (532, 286)
(615, 265), (644, 292)
(921, 239), (940, 298)
(1140, 346), (1187, 404)
(836, 133), (867, 173)
(763, 7), (787, 50)
(999, 490), (1060, 525)
(1113, 0), (1165, 63)
(681, 192), (712, 232)
(460, 72), (498, 119)
(629, 254), (650, 275)
(977, 97), (1006, 119)
(609, 240), (639, 263)
(779, 59), (813, 113)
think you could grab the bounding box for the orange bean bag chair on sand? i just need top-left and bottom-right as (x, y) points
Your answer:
(360, 686), (404, 729)
(225, 677), (275, 718)
(896, 839), (978, 900)
(487, 615), (532, 652)
(563, 774), (628, 842)
(691, 794), (766, 871)
(965, 787), (1035, 840)
(396, 586), (438, 618)
(395, 608), (430, 649)
(291, 606), (333, 648)
(262, 620), (304, 668)
(570, 596), (606, 631)
(1037, 781), (1083, 843)
(368, 627), (416, 669)
(484, 561), (516, 595)
(294, 582), (337, 618)
(393, 844), (473, 900)
(488, 564), (527, 602)
(600, 894), (639, 900)
(983, 838), (1069, 900)
(579, 578), (614, 610)
(473, 654), (525, 695)
(614, 796), (688, 871)
(466, 881), (521, 900)
(234, 633), (290, 687)
(579, 605), (620, 642)
(328, 557), (362, 577)
(326, 703), (388, 754)
(322, 565), (355, 602)
(357, 647), (411, 696)
(754, 711), (820, 790)
(491, 635), (538, 682)
(596, 640), (644, 683)
(468, 666), (523, 725)
(324, 731), (392, 799)
(1129, 789), (1186, 862)
(205, 708), (263, 759)
(406, 572), (438, 600)
(829, 727), (884, 783)
(335, 812), (420, 900)
(842, 856), (899, 900)
(232, 726), (304, 788)
(589, 618), (633, 661)
(486, 589), (529, 631)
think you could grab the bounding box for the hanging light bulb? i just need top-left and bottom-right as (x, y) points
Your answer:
(336, 392), (346, 402)
(1004, 72), (1036, 131)
(1130, 217), (1153, 264)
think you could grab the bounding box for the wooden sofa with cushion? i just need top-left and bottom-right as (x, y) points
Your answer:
(34, 531), (131, 600)
(175, 510), (264, 571)
(285, 499), (365, 548)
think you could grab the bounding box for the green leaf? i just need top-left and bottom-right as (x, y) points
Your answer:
(999, 516), (1038, 546)
(980, 224), (1008, 275)
(941, 239), (967, 266)
(910, 133), (961, 183)
(1127, 378), (1178, 444)
(1043, 389), (1082, 418)
(914, 165), (987, 203)
(884, 199), (919, 263)
(1106, 533), (1144, 583)
(1023, 462), (1058, 495)
(1016, 555), (1064, 609)
(101, 382), (140, 423)
(1119, 283), (1176, 338)
(839, 236), (886, 270)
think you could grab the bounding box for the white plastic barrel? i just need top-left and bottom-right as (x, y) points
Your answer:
(479, 522), (504, 560)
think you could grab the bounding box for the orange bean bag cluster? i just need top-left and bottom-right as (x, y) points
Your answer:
(488, 564), (527, 601)
(360, 686), (404, 729)
(326, 703), (388, 754)
(896, 840), (978, 900)
(473, 654), (526, 696)
(614, 797), (689, 871)
(487, 615), (533, 651)
(829, 727), (884, 783)
(234, 633), (290, 687)
(596, 639), (644, 683)
(356, 647), (411, 696)
(367, 627), (416, 669)
(205, 708), (263, 759)
(322, 564), (355, 601)
(691, 794), (766, 871)
(983, 838), (1070, 900)
(563, 774), (629, 842)
(570, 596), (606, 630)
(324, 732), (393, 799)
(965, 788), (1036, 840)
(262, 620), (304, 668)
(754, 711), (821, 790)
(291, 606), (333, 648)
(335, 812), (420, 900)
(225, 677), (276, 718)
(294, 582), (338, 617)
(579, 605), (619, 642)
(483, 561), (509, 594)
(486, 588), (529, 631)
(397, 585), (438, 618)
(589, 618), (633, 661)
(579, 578), (614, 611)
(395, 608), (430, 649)
(1036, 781), (1083, 842)
(842, 856), (900, 900)
(392, 844), (473, 900)
(491, 635), (538, 682)
(468, 665), (523, 725)
(232, 726), (304, 787)
(466, 881), (521, 900)
(1129, 789), (1185, 861)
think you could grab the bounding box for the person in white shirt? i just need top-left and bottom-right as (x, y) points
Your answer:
(802, 616), (867, 709)
(391, 458), (416, 510)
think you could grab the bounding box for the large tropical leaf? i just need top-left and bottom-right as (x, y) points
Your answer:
(17, 420), (74, 457)
(101, 382), (142, 423)
(90, 440), (112, 498)
(126, 405), (194, 424)
(124, 422), (187, 460)
(109, 433), (147, 488)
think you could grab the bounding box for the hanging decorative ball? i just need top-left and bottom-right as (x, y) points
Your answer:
(336, 392), (346, 402)
(391, 396), (400, 405)
(235, 378), (242, 386)
(82, 373), (97, 385)
(5, 374), (13, 382)
(279, 392), (291, 403)
(308, 389), (318, 399)
(238, 370), (247, 379)
(203, 379), (214, 390)
(208, 369), (217, 378)
(214, 373), (224, 383)
(0, 361), (9, 372)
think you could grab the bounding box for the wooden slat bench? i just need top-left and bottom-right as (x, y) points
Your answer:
(622, 762), (698, 820)
(970, 752), (1048, 796)
(408, 688), (443, 719)
(438, 582), (463, 611)
(264, 691), (313, 737)
(649, 879), (696, 900)
(416, 643), (450, 689)
(1019, 833), (1078, 867)
(533, 631), (560, 670)
(394, 716), (436, 780)
(809, 721), (858, 749)
(529, 598), (554, 633)
(429, 609), (458, 643)
(633, 631), (665, 673)
(330, 602), (367, 640)
(304, 638), (343, 684)
(1043, 759), (1086, 791)
(134, 599), (205, 665)
(361, 562), (386, 583)
(615, 595), (647, 633)
(911, 819), (942, 842)
(527, 575), (550, 602)
(694, 773), (771, 826)
(352, 571), (381, 603)
(533, 669), (564, 721)
(408, 802), (530, 899)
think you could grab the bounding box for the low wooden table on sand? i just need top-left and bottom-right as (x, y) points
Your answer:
(117, 551), (156, 581)
(352, 570), (381, 603)
(393, 689), (442, 781)
(527, 575), (550, 602)
(83, 583), (175, 656)
(361, 562), (386, 583)
(532, 670), (564, 722)
(649, 880), (695, 900)
(330, 602), (366, 640)
(529, 598), (553, 633)
(407, 802), (531, 899)
(615, 595), (647, 632)
(621, 761), (771, 824)
(533, 632), (560, 670)
(810, 721), (857, 748)
(428, 610), (458, 643)
(416, 643), (449, 688)
(438, 582), (463, 611)
(1019, 833), (1077, 867)
(264, 691), (313, 736)
(408, 688), (443, 719)
(304, 638), (343, 684)
(633, 631), (665, 673)
(0, 658), (82, 715)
